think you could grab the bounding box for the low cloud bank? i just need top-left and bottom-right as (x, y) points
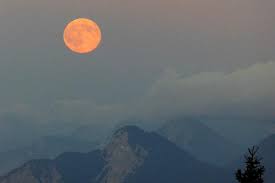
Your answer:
(138, 61), (275, 121)
(0, 61), (274, 146)
(2, 61), (275, 125)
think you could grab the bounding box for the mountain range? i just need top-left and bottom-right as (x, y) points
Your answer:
(0, 126), (231, 183)
(0, 136), (98, 175)
(158, 118), (241, 166)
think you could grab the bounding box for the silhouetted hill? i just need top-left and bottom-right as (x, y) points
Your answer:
(0, 126), (231, 183)
(0, 136), (98, 175)
(122, 126), (229, 183)
(158, 118), (241, 166)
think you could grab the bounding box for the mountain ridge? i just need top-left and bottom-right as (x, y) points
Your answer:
(158, 118), (241, 166)
(0, 125), (231, 183)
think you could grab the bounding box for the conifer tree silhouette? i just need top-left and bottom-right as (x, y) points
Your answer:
(236, 146), (265, 183)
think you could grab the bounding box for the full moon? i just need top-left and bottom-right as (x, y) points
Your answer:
(63, 18), (102, 54)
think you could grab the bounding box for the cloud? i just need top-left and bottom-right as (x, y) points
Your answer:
(0, 61), (274, 149)
(0, 100), (127, 151)
(2, 62), (275, 125)
(138, 61), (275, 120)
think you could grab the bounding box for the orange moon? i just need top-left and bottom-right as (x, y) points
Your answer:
(63, 18), (102, 54)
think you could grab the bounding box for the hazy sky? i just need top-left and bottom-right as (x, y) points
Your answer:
(0, 0), (274, 147)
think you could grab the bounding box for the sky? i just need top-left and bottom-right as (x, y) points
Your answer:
(0, 0), (274, 149)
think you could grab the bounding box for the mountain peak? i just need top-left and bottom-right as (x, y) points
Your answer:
(158, 118), (241, 166)
(0, 125), (231, 183)
(113, 125), (145, 136)
(98, 126), (148, 183)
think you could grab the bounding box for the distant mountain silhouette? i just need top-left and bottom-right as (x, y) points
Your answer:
(158, 118), (241, 166)
(0, 136), (98, 175)
(0, 126), (231, 183)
